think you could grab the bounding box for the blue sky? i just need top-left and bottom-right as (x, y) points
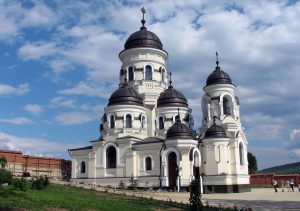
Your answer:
(0, 0), (300, 169)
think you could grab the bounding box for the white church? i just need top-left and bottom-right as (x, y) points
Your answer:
(69, 13), (250, 193)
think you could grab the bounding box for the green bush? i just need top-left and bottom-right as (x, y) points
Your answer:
(13, 178), (28, 191)
(31, 176), (49, 190)
(0, 169), (13, 184)
(189, 180), (202, 211)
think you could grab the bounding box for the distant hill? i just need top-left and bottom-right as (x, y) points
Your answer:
(258, 162), (300, 174)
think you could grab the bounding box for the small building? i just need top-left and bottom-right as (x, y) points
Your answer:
(0, 150), (71, 180)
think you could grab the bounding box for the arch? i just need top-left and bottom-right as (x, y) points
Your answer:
(144, 64), (153, 80)
(141, 114), (147, 129)
(158, 116), (165, 129)
(102, 142), (120, 168)
(239, 142), (244, 165)
(168, 152), (178, 187)
(145, 156), (152, 171)
(128, 66), (134, 81)
(173, 114), (181, 123)
(124, 113), (133, 128)
(220, 93), (235, 116)
(106, 146), (116, 168)
(108, 114), (115, 129)
(80, 161), (86, 173)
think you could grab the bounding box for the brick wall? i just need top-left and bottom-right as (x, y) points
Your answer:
(250, 173), (300, 186)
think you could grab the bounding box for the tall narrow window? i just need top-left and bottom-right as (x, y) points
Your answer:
(80, 161), (86, 173)
(239, 143), (244, 165)
(110, 115), (115, 129)
(161, 68), (166, 82)
(141, 115), (146, 129)
(159, 116), (164, 129)
(128, 66), (134, 81)
(106, 146), (116, 168)
(223, 97), (232, 115)
(125, 114), (132, 128)
(145, 157), (152, 170)
(145, 65), (152, 80)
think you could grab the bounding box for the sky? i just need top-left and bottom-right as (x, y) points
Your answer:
(0, 0), (299, 170)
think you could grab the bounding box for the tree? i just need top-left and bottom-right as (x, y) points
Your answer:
(247, 152), (258, 174)
(189, 179), (202, 211)
(0, 157), (7, 169)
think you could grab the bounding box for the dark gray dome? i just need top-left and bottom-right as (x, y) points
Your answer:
(166, 121), (193, 139)
(205, 123), (227, 139)
(124, 26), (163, 50)
(206, 65), (233, 86)
(157, 86), (188, 108)
(108, 83), (143, 106)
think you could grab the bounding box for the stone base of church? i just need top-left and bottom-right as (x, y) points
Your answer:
(203, 184), (251, 193)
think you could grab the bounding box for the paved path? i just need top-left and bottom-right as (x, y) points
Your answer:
(53, 181), (300, 210)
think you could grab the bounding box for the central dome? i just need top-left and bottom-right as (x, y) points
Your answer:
(157, 85), (188, 108)
(124, 19), (163, 50)
(108, 83), (143, 106)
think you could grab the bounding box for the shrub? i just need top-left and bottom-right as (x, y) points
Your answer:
(119, 180), (125, 189)
(0, 169), (13, 184)
(31, 176), (49, 190)
(13, 178), (28, 191)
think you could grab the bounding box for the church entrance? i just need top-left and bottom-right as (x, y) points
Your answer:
(168, 152), (178, 188)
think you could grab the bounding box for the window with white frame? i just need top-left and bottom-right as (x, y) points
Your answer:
(109, 114), (115, 129)
(106, 146), (116, 168)
(80, 161), (86, 173)
(239, 143), (244, 165)
(141, 115), (147, 129)
(125, 114), (132, 128)
(145, 157), (152, 171)
(128, 66), (134, 81)
(158, 116), (164, 129)
(161, 68), (166, 82)
(145, 65), (152, 80)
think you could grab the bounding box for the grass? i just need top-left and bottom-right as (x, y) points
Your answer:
(0, 184), (189, 211)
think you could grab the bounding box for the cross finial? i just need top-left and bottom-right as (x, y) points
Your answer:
(169, 72), (172, 87)
(216, 51), (219, 67)
(140, 7), (146, 29)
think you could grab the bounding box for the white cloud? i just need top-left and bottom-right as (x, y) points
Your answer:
(0, 117), (33, 125)
(0, 131), (71, 157)
(18, 42), (57, 61)
(58, 81), (114, 98)
(50, 97), (76, 109)
(0, 83), (30, 96)
(54, 111), (97, 125)
(24, 104), (44, 115)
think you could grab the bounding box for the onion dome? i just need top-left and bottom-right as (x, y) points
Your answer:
(157, 73), (188, 108)
(166, 111), (193, 139)
(124, 14), (163, 50)
(206, 52), (233, 86)
(108, 82), (143, 106)
(205, 121), (227, 139)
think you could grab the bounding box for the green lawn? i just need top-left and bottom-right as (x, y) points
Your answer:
(0, 184), (188, 211)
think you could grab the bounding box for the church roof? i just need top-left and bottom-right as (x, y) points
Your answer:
(157, 73), (188, 108)
(108, 82), (144, 106)
(205, 121), (228, 139)
(124, 17), (163, 51)
(69, 146), (92, 151)
(166, 119), (193, 139)
(133, 137), (164, 145)
(206, 53), (233, 86)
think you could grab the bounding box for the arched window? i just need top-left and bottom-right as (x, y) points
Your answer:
(145, 157), (152, 171)
(223, 97), (232, 115)
(106, 146), (116, 168)
(158, 116), (164, 129)
(239, 143), (244, 165)
(145, 65), (152, 80)
(174, 115), (180, 122)
(141, 115), (146, 129)
(161, 68), (166, 82)
(128, 66), (134, 81)
(125, 114), (132, 128)
(80, 161), (86, 173)
(109, 115), (115, 129)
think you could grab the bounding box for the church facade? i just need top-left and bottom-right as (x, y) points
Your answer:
(69, 16), (250, 193)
